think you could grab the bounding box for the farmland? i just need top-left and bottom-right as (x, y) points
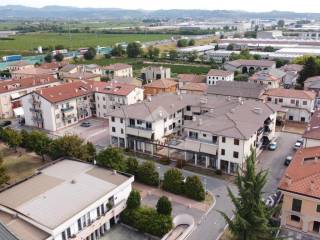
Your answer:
(0, 32), (173, 51)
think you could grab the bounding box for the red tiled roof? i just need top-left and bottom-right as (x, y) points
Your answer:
(265, 88), (316, 100)
(177, 74), (205, 83)
(9, 60), (33, 67)
(144, 79), (177, 89)
(279, 147), (320, 199)
(39, 61), (67, 70)
(303, 109), (320, 140)
(180, 83), (207, 92)
(63, 72), (100, 80)
(0, 76), (58, 94)
(36, 80), (137, 103)
(207, 69), (233, 77)
(11, 68), (56, 76)
(102, 63), (132, 71)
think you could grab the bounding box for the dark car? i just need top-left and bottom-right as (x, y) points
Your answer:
(0, 120), (12, 127)
(80, 122), (91, 127)
(284, 156), (293, 166)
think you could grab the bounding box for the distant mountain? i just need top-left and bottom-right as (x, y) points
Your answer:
(0, 5), (319, 20)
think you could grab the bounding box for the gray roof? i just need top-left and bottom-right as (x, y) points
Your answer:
(0, 223), (19, 240)
(207, 81), (266, 99)
(59, 64), (77, 73)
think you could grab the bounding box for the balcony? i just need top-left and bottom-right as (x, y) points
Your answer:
(29, 108), (41, 113)
(126, 125), (153, 139)
(61, 106), (75, 113)
(32, 116), (43, 122)
(63, 114), (74, 121)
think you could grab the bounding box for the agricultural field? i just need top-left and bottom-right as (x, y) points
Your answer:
(0, 32), (173, 51)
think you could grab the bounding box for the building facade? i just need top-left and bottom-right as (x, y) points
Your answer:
(141, 66), (171, 83)
(206, 69), (234, 85)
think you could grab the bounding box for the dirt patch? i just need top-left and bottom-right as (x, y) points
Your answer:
(282, 122), (307, 134)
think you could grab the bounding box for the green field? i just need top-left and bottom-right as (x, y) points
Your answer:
(0, 33), (172, 51)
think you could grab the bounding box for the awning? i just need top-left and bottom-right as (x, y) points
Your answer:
(13, 107), (24, 117)
(10, 92), (20, 100)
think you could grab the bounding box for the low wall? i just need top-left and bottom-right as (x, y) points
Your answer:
(162, 214), (195, 240)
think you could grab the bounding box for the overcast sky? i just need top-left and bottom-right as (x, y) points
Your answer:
(0, 0), (319, 13)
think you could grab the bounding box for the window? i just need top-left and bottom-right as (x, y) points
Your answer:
(222, 137), (226, 143)
(146, 122), (152, 129)
(292, 199), (302, 212)
(221, 149), (225, 156)
(290, 99), (295, 104)
(316, 205), (320, 212)
(111, 117), (115, 122)
(233, 151), (239, 158)
(103, 105), (106, 109)
(186, 106), (191, 111)
(120, 118), (123, 124)
(290, 215), (301, 222)
(234, 139), (240, 145)
(112, 127), (116, 133)
(267, 97), (272, 102)
(137, 120), (143, 125)
(129, 119), (135, 126)
(203, 134), (207, 137)
(56, 114), (60, 119)
(121, 128), (124, 134)
(61, 231), (66, 240)
(303, 101), (307, 105)
(313, 221), (320, 233)
(189, 131), (198, 139)
(279, 98), (283, 103)
(212, 136), (218, 144)
(164, 118), (167, 122)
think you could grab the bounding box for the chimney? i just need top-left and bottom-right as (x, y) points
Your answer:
(285, 174), (292, 186)
(193, 116), (197, 122)
(95, 87), (99, 91)
(310, 180), (316, 192)
(198, 118), (203, 126)
(147, 95), (152, 102)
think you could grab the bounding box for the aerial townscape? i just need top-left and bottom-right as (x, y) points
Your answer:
(1, 1), (320, 240)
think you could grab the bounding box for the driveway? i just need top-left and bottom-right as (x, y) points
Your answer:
(257, 132), (301, 197)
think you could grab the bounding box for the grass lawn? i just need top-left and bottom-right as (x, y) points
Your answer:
(0, 143), (45, 184)
(0, 32), (173, 51)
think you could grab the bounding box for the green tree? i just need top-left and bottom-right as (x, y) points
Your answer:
(277, 20), (285, 28)
(177, 39), (189, 48)
(147, 46), (160, 60)
(169, 50), (178, 60)
(29, 130), (51, 161)
(219, 151), (277, 240)
(298, 56), (319, 87)
(84, 47), (97, 60)
(96, 147), (127, 172)
(55, 44), (65, 50)
(54, 53), (64, 62)
(163, 168), (184, 194)
(111, 45), (125, 57)
(84, 142), (96, 162)
(127, 190), (141, 209)
(156, 196), (172, 215)
(127, 42), (142, 58)
(2, 128), (22, 152)
(187, 51), (198, 62)
(188, 39), (196, 46)
(136, 161), (159, 186)
(184, 175), (205, 201)
(263, 46), (275, 52)
(20, 129), (32, 150)
(227, 44), (235, 50)
(127, 157), (139, 176)
(0, 152), (9, 187)
(44, 54), (53, 63)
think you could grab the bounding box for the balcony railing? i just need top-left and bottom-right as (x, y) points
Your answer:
(29, 108), (41, 113)
(187, 137), (218, 145)
(128, 125), (152, 131)
(61, 106), (75, 113)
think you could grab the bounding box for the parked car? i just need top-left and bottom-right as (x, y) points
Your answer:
(268, 142), (278, 151)
(264, 191), (283, 208)
(80, 122), (91, 127)
(284, 156), (293, 166)
(293, 141), (302, 150)
(0, 120), (11, 127)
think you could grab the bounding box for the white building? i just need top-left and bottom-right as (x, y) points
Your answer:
(264, 88), (316, 123)
(141, 66), (171, 83)
(108, 93), (279, 174)
(224, 59), (276, 74)
(0, 76), (60, 119)
(0, 159), (134, 240)
(21, 80), (143, 132)
(303, 109), (320, 147)
(257, 30), (283, 39)
(7, 60), (34, 72)
(101, 64), (133, 79)
(206, 69), (234, 85)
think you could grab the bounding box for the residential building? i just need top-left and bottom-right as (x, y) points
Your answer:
(58, 64), (79, 79)
(0, 76), (59, 118)
(7, 60), (34, 72)
(101, 64), (133, 79)
(279, 147), (320, 238)
(11, 68), (57, 80)
(141, 66), (171, 83)
(0, 159), (134, 240)
(206, 69), (234, 85)
(39, 61), (67, 71)
(108, 93), (278, 174)
(303, 109), (320, 147)
(248, 68), (286, 89)
(304, 76), (320, 100)
(84, 64), (102, 75)
(177, 74), (205, 89)
(224, 59), (276, 74)
(207, 81), (266, 100)
(111, 76), (142, 87)
(264, 88), (316, 122)
(143, 79), (178, 98)
(179, 83), (207, 95)
(62, 72), (101, 83)
(21, 81), (143, 131)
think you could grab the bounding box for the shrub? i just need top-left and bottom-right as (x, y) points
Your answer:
(159, 157), (171, 165)
(126, 157), (139, 176)
(163, 168), (184, 195)
(184, 175), (205, 201)
(136, 161), (159, 186)
(126, 190), (141, 209)
(215, 169), (222, 175)
(156, 196), (172, 215)
(1, 128), (22, 151)
(96, 147), (127, 172)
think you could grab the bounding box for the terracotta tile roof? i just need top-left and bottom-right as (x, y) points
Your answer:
(249, 69), (286, 82)
(207, 69), (233, 77)
(303, 109), (320, 140)
(9, 60), (33, 67)
(102, 63), (132, 71)
(0, 76), (58, 95)
(62, 72), (100, 80)
(226, 59), (275, 68)
(177, 74), (205, 83)
(144, 79), (177, 89)
(35, 80), (137, 103)
(280, 64), (303, 73)
(39, 61), (67, 70)
(265, 88), (316, 100)
(11, 68), (56, 76)
(279, 147), (320, 199)
(305, 76), (320, 83)
(180, 83), (207, 92)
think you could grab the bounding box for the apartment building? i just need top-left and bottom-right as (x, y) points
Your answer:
(206, 69), (234, 85)
(11, 68), (57, 80)
(248, 69), (286, 89)
(304, 76), (320, 98)
(143, 78), (178, 98)
(62, 72), (101, 83)
(224, 59), (276, 74)
(0, 76), (60, 119)
(279, 147), (320, 238)
(101, 63), (133, 79)
(264, 88), (316, 122)
(58, 64), (79, 79)
(141, 66), (171, 83)
(0, 159), (134, 240)
(7, 60), (34, 72)
(108, 93), (278, 174)
(303, 109), (320, 147)
(21, 81), (143, 131)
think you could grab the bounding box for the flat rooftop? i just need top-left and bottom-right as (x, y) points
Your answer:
(0, 159), (131, 232)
